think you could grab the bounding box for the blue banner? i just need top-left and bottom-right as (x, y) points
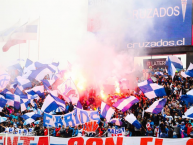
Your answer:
(88, 0), (192, 48)
(108, 128), (125, 136)
(43, 108), (100, 127)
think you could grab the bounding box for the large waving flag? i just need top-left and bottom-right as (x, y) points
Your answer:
(34, 60), (59, 73)
(28, 67), (53, 81)
(21, 112), (42, 125)
(14, 86), (26, 97)
(34, 60), (53, 68)
(0, 20), (20, 42)
(166, 57), (177, 79)
(16, 76), (32, 90)
(166, 56), (183, 71)
(23, 59), (36, 74)
(145, 98), (167, 114)
(183, 107), (193, 119)
(3, 39), (26, 52)
(180, 89), (193, 106)
(57, 78), (79, 104)
(125, 113), (141, 129)
(42, 79), (55, 89)
(26, 85), (44, 97)
(11, 19), (38, 40)
(138, 80), (166, 99)
(3, 19), (38, 52)
(41, 94), (66, 113)
(113, 96), (139, 112)
(0, 97), (8, 111)
(7, 60), (23, 77)
(181, 63), (193, 78)
(20, 99), (30, 112)
(101, 102), (114, 122)
(5, 92), (20, 109)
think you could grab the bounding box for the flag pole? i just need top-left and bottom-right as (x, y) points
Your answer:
(19, 44), (20, 60)
(38, 16), (40, 60)
(28, 40), (30, 58)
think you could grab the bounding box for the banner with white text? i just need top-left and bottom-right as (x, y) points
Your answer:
(0, 135), (193, 145)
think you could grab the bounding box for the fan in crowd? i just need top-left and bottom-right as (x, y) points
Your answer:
(0, 59), (193, 138)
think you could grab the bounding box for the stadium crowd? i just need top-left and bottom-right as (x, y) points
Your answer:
(0, 67), (193, 138)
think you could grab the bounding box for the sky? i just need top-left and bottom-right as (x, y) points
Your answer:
(0, 0), (88, 68)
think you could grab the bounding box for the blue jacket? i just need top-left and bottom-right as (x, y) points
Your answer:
(73, 129), (78, 136)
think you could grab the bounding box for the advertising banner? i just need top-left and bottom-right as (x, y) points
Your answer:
(143, 59), (167, 69)
(0, 135), (193, 145)
(88, 0), (192, 48)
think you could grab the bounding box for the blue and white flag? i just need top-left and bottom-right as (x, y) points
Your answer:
(101, 102), (114, 122)
(14, 86), (26, 96)
(48, 90), (58, 98)
(21, 112), (42, 125)
(0, 88), (8, 96)
(34, 60), (52, 68)
(26, 86), (44, 97)
(34, 120), (41, 125)
(183, 107), (193, 119)
(23, 59), (36, 74)
(16, 76), (32, 90)
(125, 113), (141, 129)
(113, 96), (139, 112)
(109, 118), (123, 126)
(34, 60), (58, 73)
(28, 67), (53, 81)
(0, 97), (8, 111)
(42, 79), (55, 89)
(55, 107), (65, 113)
(5, 92), (20, 109)
(180, 89), (193, 106)
(181, 63), (193, 78)
(0, 74), (10, 90)
(138, 80), (166, 99)
(155, 72), (163, 76)
(10, 83), (17, 89)
(0, 117), (7, 123)
(166, 56), (183, 71)
(20, 99), (30, 112)
(145, 98), (167, 114)
(7, 61), (23, 76)
(41, 94), (66, 113)
(58, 78), (79, 105)
(166, 57), (177, 79)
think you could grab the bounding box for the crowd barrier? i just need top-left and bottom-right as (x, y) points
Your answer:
(0, 135), (193, 145)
